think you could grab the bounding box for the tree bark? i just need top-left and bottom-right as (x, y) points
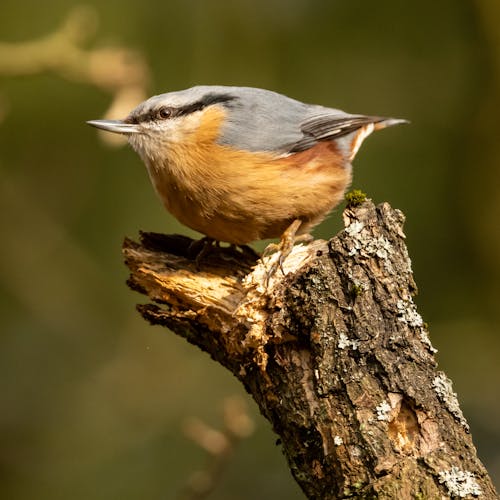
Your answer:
(123, 199), (498, 499)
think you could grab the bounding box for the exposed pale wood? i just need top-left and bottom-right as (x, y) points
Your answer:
(124, 200), (498, 499)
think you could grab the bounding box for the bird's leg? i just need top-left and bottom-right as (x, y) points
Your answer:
(188, 236), (219, 268)
(262, 220), (312, 283)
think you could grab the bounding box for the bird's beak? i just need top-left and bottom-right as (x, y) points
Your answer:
(86, 119), (140, 135)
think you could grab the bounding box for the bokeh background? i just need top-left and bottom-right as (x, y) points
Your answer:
(1, 1), (499, 498)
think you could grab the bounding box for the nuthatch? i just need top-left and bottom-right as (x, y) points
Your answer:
(88, 85), (406, 251)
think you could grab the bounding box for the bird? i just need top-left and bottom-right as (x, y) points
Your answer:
(87, 85), (407, 260)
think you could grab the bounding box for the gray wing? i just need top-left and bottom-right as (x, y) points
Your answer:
(215, 86), (380, 155)
(289, 114), (387, 152)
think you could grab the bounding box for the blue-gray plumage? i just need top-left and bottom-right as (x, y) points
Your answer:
(123, 85), (406, 156)
(87, 85), (407, 246)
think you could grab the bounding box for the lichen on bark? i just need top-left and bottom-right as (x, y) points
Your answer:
(124, 200), (498, 499)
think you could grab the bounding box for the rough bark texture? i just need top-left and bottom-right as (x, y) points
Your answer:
(123, 199), (498, 500)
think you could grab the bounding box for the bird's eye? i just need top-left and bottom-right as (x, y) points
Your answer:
(158, 107), (172, 119)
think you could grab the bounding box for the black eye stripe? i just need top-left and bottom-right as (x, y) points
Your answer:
(129, 93), (237, 124)
(161, 94), (236, 119)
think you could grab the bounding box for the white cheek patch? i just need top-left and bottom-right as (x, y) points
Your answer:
(348, 123), (374, 161)
(129, 112), (204, 147)
(136, 112), (203, 145)
(127, 111), (205, 171)
(165, 112), (203, 142)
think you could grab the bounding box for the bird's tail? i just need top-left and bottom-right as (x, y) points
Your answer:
(348, 117), (408, 161)
(373, 117), (410, 131)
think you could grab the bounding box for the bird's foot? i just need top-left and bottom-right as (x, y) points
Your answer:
(262, 220), (312, 286)
(188, 236), (219, 269)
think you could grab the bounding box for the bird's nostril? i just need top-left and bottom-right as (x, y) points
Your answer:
(124, 115), (138, 124)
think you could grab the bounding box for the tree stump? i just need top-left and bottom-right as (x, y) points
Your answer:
(123, 199), (498, 499)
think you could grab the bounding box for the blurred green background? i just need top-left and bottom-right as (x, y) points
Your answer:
(1, 0), (499, 498)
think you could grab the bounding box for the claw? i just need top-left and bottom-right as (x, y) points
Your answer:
(261, 220), (312, 286)
(278, 253), (286, 275)
(188, 236), (216, 269)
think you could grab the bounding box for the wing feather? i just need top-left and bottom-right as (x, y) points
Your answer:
(289, 114), (385, 153)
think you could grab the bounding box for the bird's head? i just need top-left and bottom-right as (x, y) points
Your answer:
(87, 86), (238, 162)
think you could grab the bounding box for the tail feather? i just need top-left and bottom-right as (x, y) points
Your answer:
(373, 117), (410, 131)
(348, 117), (408, 160)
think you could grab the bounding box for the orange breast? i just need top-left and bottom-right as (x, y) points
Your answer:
(147, 107), (352, 244)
